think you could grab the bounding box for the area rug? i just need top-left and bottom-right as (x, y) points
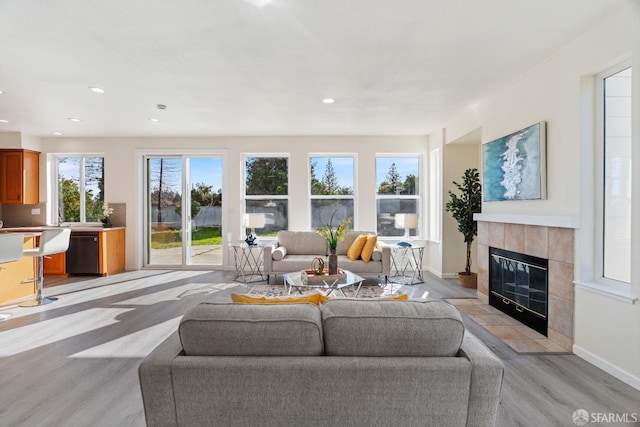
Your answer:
(245, 282), (404, 299)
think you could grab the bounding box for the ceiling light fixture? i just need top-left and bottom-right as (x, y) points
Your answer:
(149, 118), (160, 123)
(68, 118), (81, 122)
(0, 119), (9, 123)
(89, 87), (106, 94)
(322, 98), (335, 104)
(0, 90), (5, 95)
(52, 132), (63, 136)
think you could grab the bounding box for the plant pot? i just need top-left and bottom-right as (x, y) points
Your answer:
(458, 272), (477, 289)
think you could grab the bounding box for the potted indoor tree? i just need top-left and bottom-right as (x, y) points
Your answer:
(445, 168), (482, 288)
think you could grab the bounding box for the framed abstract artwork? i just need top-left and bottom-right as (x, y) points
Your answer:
(482, 122), (546, 202)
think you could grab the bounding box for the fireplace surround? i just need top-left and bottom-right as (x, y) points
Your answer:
(476, 218), (575, 351)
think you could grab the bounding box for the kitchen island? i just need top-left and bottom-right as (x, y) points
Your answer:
(0, 226), (126, 306)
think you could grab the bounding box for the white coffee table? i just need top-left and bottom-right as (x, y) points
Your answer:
(283, 270), (365, 297)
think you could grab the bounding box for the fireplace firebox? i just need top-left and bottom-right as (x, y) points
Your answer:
(489, 247), (548, 336)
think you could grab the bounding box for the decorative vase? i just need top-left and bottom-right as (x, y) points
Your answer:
(328, 248), (338, 275)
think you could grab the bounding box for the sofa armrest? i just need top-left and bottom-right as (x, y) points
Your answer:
(458, 332), (504, 427)
(376, 243), (391, 276)
(262, 243), (277, 274)
(138, 331), (184, 427)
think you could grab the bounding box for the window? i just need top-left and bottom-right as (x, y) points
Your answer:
(598, 65), (632, 284)
(56, 156), (104, 223)
(309, 156), (355, 228)
(428, 148), (441, 242)
(244, 156), (289, 235)
(375, 156), (421, 237)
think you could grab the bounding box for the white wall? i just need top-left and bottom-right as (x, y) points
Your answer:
(37, 135), (428, 270)
(438, 2), (640, 388)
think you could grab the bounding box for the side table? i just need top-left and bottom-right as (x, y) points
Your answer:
(231, 242), (266, 283)
(389, 244), (424, 285)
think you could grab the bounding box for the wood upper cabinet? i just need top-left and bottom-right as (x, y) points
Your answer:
(0, 149), (40, 204)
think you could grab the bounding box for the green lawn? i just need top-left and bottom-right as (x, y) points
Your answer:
(151, 227), (222, 249)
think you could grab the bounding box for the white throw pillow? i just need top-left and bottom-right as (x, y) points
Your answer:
(272, 246), (287, 261)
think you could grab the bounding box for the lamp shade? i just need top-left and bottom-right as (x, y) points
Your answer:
(395, 213), (418, 229)
(244, 213), (266, 229)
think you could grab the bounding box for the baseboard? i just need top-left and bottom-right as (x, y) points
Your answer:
(573, 344), (640, 391)
(424, 266), (459, 279)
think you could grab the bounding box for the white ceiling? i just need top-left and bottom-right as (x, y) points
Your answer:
(0, 0), (631, 137)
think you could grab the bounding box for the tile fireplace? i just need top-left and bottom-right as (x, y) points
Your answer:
(476, 218), (576, 351)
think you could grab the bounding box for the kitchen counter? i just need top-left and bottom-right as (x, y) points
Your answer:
(1, 225), (125, 233)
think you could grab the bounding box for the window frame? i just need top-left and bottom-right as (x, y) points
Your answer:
(308, 154), (357, 230)
(52, 153), (105, 225)
(374, 154), (423, 239)
(242, 153), (290, 234)
(594, 60), (633, 291)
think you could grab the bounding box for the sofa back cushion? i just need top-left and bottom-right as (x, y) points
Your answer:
(179, 302), (324, 356)
(321, 300), (464, 357)
(278, 231), (327, 255)
(337, 231), (376, 255)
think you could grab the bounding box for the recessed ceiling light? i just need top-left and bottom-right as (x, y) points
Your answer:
(89, 87), (106, 94)
(149, 118), (160, 123)
(0, 90), (5, 95)
(52, 132), (63, 136)
(322, 98), (335, 104)
(0, 119), (9, 123)
(68, 117), (81, 122)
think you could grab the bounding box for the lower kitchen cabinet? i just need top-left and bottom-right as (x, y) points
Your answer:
(44, 227), (126, 277)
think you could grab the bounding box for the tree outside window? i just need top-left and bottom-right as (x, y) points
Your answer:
(244, 156), (289, 234)
(57, 156), (104, 223)
(309, 157), (354, 229)
(376, 156), (421, 237)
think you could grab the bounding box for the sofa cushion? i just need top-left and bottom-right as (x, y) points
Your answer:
(371, 248), (382, 261)
(321, 300), (464, 357)
(347, 234), (367, 260)
(179, 302), (324, 356)
(272, 246), (287, 260)
(360, 234), (377, 262)
(278, 231), (327, 255)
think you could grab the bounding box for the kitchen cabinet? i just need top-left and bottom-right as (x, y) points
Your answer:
(0, 149), (40, 204)
(0, 235), (36, 306)
(43, 252), (67, 277)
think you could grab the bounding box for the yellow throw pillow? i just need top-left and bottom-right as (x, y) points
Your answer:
(360, 234), (378, 263)
(320, 293), (409, 303)
(231, 293), (323, 305)
(347, 234), (368, 260)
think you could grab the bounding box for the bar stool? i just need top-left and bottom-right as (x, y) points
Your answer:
(0, 233), (26, 320)
(20, 228), (71, 307)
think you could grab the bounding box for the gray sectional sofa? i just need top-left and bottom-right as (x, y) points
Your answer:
(139, 299), (504, 427)
(263, 230), (391, 283)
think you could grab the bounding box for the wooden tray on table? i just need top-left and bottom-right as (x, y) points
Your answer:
(301, 269), (346, 285)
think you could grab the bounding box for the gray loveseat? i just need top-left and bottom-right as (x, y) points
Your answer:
(139, 299), (504, 427)
(263, 230), (391, 283)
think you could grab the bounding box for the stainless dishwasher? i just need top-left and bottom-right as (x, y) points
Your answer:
(66, 231), (100, 275)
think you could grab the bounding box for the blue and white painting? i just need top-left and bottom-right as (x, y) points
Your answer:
(482, 122), (546, 202)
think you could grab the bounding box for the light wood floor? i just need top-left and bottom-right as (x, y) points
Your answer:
(1, 270), (638, 427)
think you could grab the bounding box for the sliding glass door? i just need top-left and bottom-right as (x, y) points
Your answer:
(145, 155), (223, 268)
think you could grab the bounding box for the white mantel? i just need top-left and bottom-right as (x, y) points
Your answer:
(473, 213), (580, 229)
